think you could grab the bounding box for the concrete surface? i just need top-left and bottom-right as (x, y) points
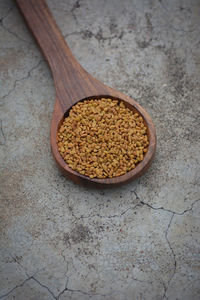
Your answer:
(0, 0), (200, 299)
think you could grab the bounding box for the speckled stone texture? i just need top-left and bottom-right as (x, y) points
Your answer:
(0, 0), (200, 299)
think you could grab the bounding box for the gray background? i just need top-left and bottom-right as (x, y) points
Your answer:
(0, 0), (200, 299)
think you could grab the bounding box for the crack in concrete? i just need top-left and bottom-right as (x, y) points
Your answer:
(70, 0), (81, 25)
(162, 213), (176, 299)
(64, 28), (124, 45)
(7, 251), (71, 300)
(55, 265), (69, 299)
(162, 198), (200, 299)
(53, 273), (108, 299)
(0, 59), (43, 101)
(88, 27), (124, 44)
(70, 195), (200, 224)
(0, 3), (33, 45)
(0, 120), (6, 145)
(8, 252), (29, 277)
(154, 274), (168, 299)
(0, 18), (33, 45)
(60, 249), (67, 263)
(0, 275), (60, 300)
(56, 277), (69, 300)
(31, 276), (57, 299)
(58, 287), (108, 298)
(2, 195), (198, 299)
(64, 31), (81, 38)
(71, 203), (141, 223)
(0, 255), (107, 299)
(0, 4), (14, 23)
(133, 191), (200, 216)
(132, 191), (200, 299)
(2, 197), (198, 299)
(131, 276), (153, 284)
(2, 257), (56, 299)
(0, 277), (32, 299)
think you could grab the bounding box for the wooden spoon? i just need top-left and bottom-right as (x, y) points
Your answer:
(16, 0), (156, 187)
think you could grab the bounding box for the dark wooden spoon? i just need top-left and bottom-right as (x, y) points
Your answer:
(16, 0), (156, 187)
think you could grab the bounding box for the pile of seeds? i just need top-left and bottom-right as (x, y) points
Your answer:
(57, 98), (149, 178)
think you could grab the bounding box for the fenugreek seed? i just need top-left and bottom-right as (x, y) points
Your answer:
(57, 98), (149, 178)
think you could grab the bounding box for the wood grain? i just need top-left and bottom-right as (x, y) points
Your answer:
(15, 0), (156, 187)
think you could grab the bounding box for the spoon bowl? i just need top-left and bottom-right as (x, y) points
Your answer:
(16, 0), (156, 187)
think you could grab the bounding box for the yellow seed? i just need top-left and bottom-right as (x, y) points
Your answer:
(57, 98), (149, 179)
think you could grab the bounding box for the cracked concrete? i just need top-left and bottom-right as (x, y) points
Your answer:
(0, 0), (200, 299)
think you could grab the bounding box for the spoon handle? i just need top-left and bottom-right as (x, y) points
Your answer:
(15, 0), (99, 106)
